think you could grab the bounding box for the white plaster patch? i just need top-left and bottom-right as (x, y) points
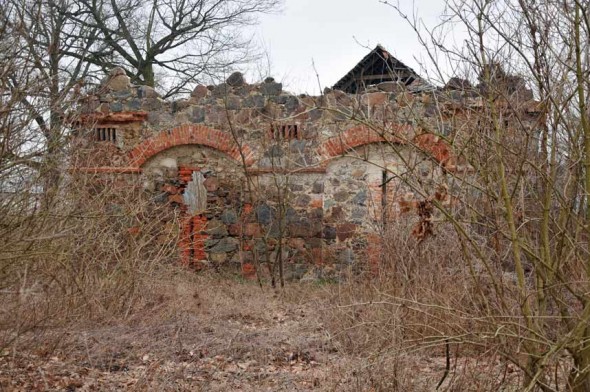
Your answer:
(159, 157), (177, 168)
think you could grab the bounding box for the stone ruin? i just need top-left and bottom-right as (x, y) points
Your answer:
(72, 46), (542, 280)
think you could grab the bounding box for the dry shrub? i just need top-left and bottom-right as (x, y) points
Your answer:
(323, 218), (468, 354)
(0, 170), (181, 351)
(319, 217), (528, 390)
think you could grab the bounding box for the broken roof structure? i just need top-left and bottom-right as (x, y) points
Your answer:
(333, 44), (433, 94)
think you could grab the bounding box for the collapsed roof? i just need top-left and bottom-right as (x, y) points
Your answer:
(333, 44), (433, 94)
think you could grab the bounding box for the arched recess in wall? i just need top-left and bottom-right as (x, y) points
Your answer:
(316, 125), (456, 170)
(128, 124), (256, 168)
(317, 124), (458, 243)
(128, 124), (257, 268)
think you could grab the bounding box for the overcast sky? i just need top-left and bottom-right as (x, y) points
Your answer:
(247, 0), (448, 94)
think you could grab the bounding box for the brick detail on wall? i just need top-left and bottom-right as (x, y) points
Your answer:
(366, 233), (382, 275)
(128, 124), (256, 167)
(316, 126), (393, 161)
(70, 166), (142, 174)
(317, 125), (457, 170)
(413, 133), (456, 169)
(180, 215), (208, 267)
(77, 111), (149, 125)
(241, 263), (257, 279)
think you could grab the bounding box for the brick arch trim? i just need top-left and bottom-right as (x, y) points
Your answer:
(316, 125), (457, 170)
(128, 124), (256, 167)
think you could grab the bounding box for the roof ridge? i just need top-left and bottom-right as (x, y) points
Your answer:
(333, 44), (429, 93)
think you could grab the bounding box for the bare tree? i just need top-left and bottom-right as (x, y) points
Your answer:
(1, 0), (98, 203)
(67, 0), (281, 97)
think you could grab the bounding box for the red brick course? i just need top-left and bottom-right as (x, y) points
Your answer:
(77, 111), (149, 125)
(316, 125), (458, 170)
(180, 215), (208, 267)
(316, 125), (406, 160)
(128, 124), (256, 168)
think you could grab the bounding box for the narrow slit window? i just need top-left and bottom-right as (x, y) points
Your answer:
(270, 124), (299, 140)
(95, 127), (117, 143)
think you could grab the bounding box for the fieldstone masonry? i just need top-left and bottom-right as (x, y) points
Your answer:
(73, 63), (540, 280)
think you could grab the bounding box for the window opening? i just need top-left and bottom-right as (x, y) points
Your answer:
(95, 127), (117, 142)
(270, 124), (299, 140)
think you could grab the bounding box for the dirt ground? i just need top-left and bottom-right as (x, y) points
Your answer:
(0, 274), (525, 391)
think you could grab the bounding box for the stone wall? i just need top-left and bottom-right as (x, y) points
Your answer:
(73, 68), (540, 279)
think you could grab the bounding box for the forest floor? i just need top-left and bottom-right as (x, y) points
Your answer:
(0, 273), (524, 391)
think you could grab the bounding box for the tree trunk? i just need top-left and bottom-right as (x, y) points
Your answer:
(42, 3), (64, 209)
(142, 62), (155, 87)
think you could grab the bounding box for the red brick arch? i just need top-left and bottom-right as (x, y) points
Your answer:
(128, 124), (256, 167)
(316, 125), (457, 170)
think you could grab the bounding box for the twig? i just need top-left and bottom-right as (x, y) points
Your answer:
(436, 339), (451, 390)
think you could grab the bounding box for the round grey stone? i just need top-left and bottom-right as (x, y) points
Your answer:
(226, 71), (245, 87)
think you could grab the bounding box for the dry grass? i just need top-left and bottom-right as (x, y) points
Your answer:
(1, 271), (334, 391)
(0, 194), (532, 392)
(0, 178), (569, 391)
(315, 219), (537, 391)
(0, 173), (179, 351)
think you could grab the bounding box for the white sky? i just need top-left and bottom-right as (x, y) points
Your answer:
(248, 0), (449, 94)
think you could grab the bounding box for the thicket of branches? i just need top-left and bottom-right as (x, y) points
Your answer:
(2, 0), (590, 389)
(319, 1), (590, 390)
(0, 0), (280, 354)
